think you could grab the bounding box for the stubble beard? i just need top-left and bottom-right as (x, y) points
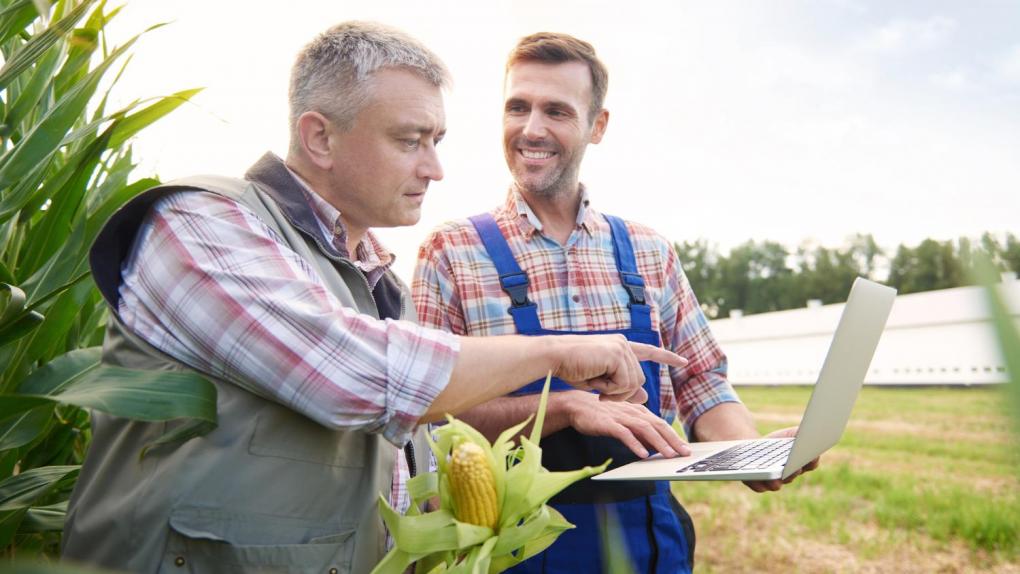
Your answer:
(509, 147), (583, 201)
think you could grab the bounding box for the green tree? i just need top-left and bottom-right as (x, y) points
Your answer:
(0, 0), (213, 559)
(674, 239), (721, 317)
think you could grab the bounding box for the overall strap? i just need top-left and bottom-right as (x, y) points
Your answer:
(604, 214), (653, 331)
(468, 214), (543, 333)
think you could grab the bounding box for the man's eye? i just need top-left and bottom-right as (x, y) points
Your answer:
(404, 139), (421, 149)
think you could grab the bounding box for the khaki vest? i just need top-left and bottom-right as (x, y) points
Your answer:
(62, 153), (429, 574)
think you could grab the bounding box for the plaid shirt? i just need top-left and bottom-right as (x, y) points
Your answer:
(413, 189), (738, 436)
(118, 177), (459, 515)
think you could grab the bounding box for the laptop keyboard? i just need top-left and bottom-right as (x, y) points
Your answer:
(676, 438), (795, 473)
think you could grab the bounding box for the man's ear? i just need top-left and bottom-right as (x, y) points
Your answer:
(297, 111), (333, 170)
(589, 108), (609, 144)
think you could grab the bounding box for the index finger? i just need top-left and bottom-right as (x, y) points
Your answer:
(627, 342), (688, 368)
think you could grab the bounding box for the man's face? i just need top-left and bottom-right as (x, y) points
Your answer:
(502, 61), (606, 199)
(325, 68), (446, 231)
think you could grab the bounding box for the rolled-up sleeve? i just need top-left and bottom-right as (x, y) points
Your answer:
(659, 243), (741, 438)
(118, 191), (459, 447)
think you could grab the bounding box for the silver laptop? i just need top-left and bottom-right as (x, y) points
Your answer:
(594, 277), (896, 482)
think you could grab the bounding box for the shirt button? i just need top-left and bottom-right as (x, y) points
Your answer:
(572, 294), (581, 303)
(174, 556), (186, 567)
(329, 568), (339, 574)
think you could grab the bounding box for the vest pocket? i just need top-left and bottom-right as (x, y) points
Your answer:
(161, 507), (355, 573)
(248, 409), (368, 468)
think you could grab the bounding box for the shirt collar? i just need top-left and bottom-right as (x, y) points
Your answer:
(505, 184), (597, 239)
(285, 165), (395, 274)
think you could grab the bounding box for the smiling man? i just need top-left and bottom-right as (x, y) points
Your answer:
(60, 23), (685, 573)
(413, 32), (818, 573)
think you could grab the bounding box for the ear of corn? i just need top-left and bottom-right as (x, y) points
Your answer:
(371, 372), (610, 574)
(449, 442), (499, 529)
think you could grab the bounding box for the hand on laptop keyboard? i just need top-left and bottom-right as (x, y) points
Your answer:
(743, 426), (820, 493)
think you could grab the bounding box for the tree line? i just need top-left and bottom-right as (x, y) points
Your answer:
(674, 232), (1020, 319)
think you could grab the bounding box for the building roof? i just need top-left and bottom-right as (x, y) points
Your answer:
(708, 279), (1020, 385)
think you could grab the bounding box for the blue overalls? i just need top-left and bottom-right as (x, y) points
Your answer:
(469, 213), (695, 574)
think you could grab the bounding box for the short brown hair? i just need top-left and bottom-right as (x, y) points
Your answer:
(506, 32), (608, 123)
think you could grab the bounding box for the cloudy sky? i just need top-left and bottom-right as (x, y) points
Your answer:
(109, 0), (1020, 281)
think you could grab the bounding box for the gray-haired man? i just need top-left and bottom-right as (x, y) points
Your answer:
(61, 21), (684, 573)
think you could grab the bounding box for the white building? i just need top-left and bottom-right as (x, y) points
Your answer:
(709, 276), (1020, 386)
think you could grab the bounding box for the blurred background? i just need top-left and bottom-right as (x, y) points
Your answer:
(3, 0), (1017, 572)
(107, 1), (1020, 572)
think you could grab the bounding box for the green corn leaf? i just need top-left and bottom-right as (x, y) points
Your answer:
(107, 88), (203, 149)
(972, 256), (1020, 439)
(16, 127), (113, 275)
(0, 395), (53, 422)
(20, 499), (67, 533)
(374, 373), (607, 573)
(0, 404), (54, 451)
(0, 262), (15, 285)
(85, 177), (156, 244)
(49, 365), (216, 423)
(0, 0), (45, 46)
(8, 347), (216, 424)
(0, 157), (50, 228)
(489, 506), (574, 572)
(0, 465), (78, 547)
(0, 0), (93, 91)
(0, 283), (28, 325)
(0, 28), (139, 196)
(4, 43), (62, 131)
(21, 279), (95, 367)
(17, 341), (103, 397)
(0, 309), (45, 348)
(0, 465), (79, 512)
(528, 371), (552, 444)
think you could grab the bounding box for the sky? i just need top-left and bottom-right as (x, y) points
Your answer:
(107, 0), (1020, 282)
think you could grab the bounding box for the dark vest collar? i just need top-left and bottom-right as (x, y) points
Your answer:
(244, 152), (344, 260)
(90, 153), (349, 310)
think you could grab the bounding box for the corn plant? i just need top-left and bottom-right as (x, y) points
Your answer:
(973, 256), (1020, 443)
(0, 0), (214, 559)
(372, 374), (610, 574)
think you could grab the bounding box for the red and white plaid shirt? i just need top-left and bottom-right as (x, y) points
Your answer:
(118, 176), (459, 515)
(413, 189), (738, 436)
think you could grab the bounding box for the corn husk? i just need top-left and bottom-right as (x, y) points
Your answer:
(371, 372), (610, 574)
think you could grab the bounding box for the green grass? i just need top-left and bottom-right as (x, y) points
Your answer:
(674, 386), (1020, 573)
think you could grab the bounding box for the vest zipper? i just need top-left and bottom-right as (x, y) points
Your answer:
(404, 442), (417, 478)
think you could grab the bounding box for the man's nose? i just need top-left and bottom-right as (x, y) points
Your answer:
(521, 110), (547, 141)
(418, 147), (444, 181)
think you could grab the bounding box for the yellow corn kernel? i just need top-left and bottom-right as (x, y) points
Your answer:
(449, 442), (499, 529)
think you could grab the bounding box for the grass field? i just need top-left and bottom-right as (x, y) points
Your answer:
(672, 386), (1020, 573)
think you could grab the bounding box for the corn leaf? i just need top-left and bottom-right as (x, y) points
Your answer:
(0, 0), (92, 91)
(0, 1), (40, 46)
(16, 127), (113, 275)
(4, 42), (63, 131)
(20, 499), (67, 533)
(0, 405), (53, 450)
(973, 256), (1020, 438)
(528, 371), (552, 444)
(0, 464), (77, 547)
(0, 309), (44, 348)
(374, 373), (608, 574)
(106, 88), (202, 149)
(0, 28), (138, 198)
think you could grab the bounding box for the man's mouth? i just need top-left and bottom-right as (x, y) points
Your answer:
(520, 149), (555, 160)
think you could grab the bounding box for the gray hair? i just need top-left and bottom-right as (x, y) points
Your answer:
(288, 21), (450, 151)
